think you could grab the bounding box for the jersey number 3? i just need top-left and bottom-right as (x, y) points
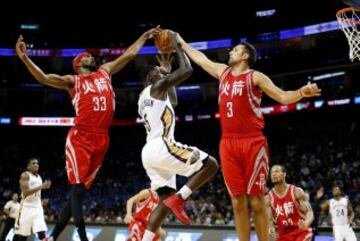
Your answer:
(226, 102), (233, 117)
(93, 96), (107, 111)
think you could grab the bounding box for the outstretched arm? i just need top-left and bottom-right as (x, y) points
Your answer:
(254, 71), (321, 104)
(124, 189), (151, 224)
(19, 172), (51, 198)
(153, 32), (193, 90)
(295, 187), (314, 230)
(15, 36), (74, 92)
(101, 26), (161, 76)
(177, 34), (228, 80)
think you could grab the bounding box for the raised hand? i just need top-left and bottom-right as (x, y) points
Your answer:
(316, 187), (325, 199)
(156, 54), (173, 74)
(15, 35), (27, 59)
(300, 83), (322, 97)
(144, 25), (162, 39)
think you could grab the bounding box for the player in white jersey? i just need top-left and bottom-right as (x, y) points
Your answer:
(0, 193), (20, 241)
(321, 185), (357, 241)
(12, 158), (51, 241)
(138, 32), (218, 241)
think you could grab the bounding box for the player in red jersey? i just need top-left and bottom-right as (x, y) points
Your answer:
(124, 189), (166, 241)
(15, 27), (160, 241)
(267, 165), (314, 241)
(178, 36), (321, 241)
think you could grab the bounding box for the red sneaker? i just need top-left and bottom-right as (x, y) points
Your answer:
(163, 194), (191, 225)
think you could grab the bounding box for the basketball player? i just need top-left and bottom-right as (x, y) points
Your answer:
(12, 158), (51, 241)
(0, 193), (20, 241)
(321, 185), (357, 241)
(267, 165), (314, 241)
(15, 27), (161, 241)
(177, 36), (321, 241)
(124, 189), (165, 241)
(138, 32), (218, 241)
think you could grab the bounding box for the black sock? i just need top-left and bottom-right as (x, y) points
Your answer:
(12, 234), (27, 241)
(75, 222), (88, 241)
(37, 231), (45, 240)
(51, 199), (71, 240)
(71, 184), (88, 241)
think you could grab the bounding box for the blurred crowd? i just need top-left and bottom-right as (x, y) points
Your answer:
(0, 115), (359, 228)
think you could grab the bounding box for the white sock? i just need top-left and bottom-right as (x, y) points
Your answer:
(177, 185), (192, 200)
(142, 230), (155, 241)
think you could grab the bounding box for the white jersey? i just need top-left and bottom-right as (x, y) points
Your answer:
(4, 200), (20, 219)
(138, 86), (175, 142)
(22, 171), (42, 208)
(329, 197), (349, 226)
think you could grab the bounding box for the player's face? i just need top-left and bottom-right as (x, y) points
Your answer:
(12, 193), (18, 201)
(28, 160), (39, 173)
(270, 166), (285, 184)
(147, 67), (165, 84)
(80, 54), (97, 71)
(228, 45), (247, 66)
(332, 186), (341, 197)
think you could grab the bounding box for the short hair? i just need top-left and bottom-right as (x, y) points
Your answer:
(332, 183), (342, 190)
(27, 157), (39, 166)
(273, 164), (287, 173)
(241, 42), (257, 66)
(140, 65), (158, 83)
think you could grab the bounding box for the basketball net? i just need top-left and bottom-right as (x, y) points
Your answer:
(337, 7), (360, 61)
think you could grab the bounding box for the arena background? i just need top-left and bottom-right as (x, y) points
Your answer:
(1, 1), (360, 241)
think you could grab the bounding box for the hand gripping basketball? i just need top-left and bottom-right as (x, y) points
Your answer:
(154, 29), (175, 54)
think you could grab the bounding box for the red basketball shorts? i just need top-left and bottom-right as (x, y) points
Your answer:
(220, 135), (269, 196)
(277, 229), (313, 241)
(65, 126), (109, 189)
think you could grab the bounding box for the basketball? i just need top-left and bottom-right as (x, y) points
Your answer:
(154, 29), (174, 54)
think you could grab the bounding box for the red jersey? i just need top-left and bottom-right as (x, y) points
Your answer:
(133, 190), (159, 224)
(71, 68), (115, 130)
(219, 68), (264, 138)
(127, 190), (159, 241)
(268, 184), (307, 236)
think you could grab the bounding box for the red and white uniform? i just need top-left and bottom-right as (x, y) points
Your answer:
(219, 68), (269, 195)
(268, 185), (313, 241)
(128, 191), (160, 241)
(65, 67), (115, 189)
